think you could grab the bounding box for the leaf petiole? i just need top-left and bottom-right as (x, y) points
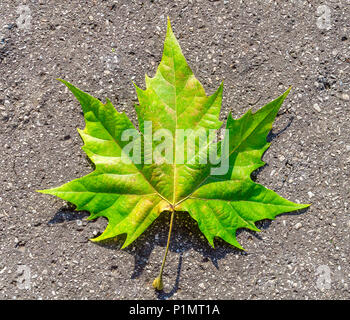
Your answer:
(152, 207), (175, 290)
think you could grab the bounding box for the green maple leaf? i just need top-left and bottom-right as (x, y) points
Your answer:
(38, 18), (309, 290)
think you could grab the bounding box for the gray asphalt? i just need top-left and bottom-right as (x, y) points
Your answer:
(0, 0), (349, 300)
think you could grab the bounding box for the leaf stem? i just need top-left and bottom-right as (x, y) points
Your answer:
(153, 207), (175, 290)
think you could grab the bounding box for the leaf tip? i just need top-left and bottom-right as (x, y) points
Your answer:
(299, 203), (311, 209)
(166, 16), (174, 36)
(56, 78), (69, 86)
(120, 236), (134, 249)
(89, 229), (106, 242)
(166, 16), (171, 28)
(56, 79), (80, 95)
(234, 241), (245, 251)
(120, 243), (128, 250)
(292, 201), (311, 211)
(217, 81), (224, 93)
(36, 188), (52, 195)
(207, 237), (216, 249)
(89, 236), (101, 243)
(284, 86), (292, 97)
(132, 81), (142, 92)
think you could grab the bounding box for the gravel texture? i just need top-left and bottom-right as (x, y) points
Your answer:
(0, 0), (349, 300)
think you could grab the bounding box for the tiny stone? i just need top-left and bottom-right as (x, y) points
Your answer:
(313, 103), (321, 112)
(199, 282), (206, 289)
(308, 191), (314, 198)
(340, 93), (349, 101)
(294, 222), (302, 230)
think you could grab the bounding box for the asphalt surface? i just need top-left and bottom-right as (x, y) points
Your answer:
(0, 0), (349, 300)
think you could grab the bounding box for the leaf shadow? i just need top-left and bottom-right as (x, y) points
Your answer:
(247, 115), (295, 182)
(91, 211), (244, 300)
(49, 202), (308, 300)
(48, 205), (89, 224)
(267, 116), (294, 143)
